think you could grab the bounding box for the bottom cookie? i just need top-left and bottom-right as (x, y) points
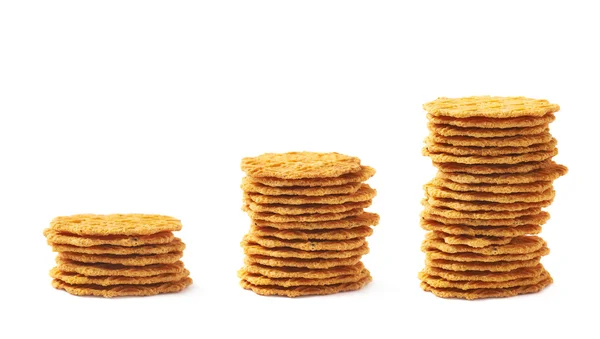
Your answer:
(52, 277), (192, 297)
(420, 276), (552, 300)
(240, 275), (372, 297)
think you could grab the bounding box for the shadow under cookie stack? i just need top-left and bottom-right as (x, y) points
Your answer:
(418, 96), (567, 300)
(44, 214), (192, 297)
(238, 152), (379, 297)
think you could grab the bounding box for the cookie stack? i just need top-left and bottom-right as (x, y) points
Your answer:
(238, 152), (379, 297)
(418, 96), (568, 300)
(44, 214), (192, 297)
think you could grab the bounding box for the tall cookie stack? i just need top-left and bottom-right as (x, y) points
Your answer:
(44, 214), (192, 297)
(238, 152), (379, 297)
(418, 96), (567, 300)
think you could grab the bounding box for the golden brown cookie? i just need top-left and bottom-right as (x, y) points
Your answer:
(420, 219), (542, 237)
(424, 247), (549, 262)
(50, 238), (185, 255)
(426, 113), (556, 129)
(238, 268), (370, 287)
(58, 251), (183, 266)
(425, 185), (555, 203)
(242, 243), (369, 259)
(49, 214), (182, 236)
(421, 211), (550, 227)
(242, 262), (364, 279)
(423, 96), (560, 118)
(422, 236), (545, 255)
(244, 200), (372, 215)
(429, 132), (553, 148)
(436, 162), (568, 184)
(250, 225), (373, 241)
(242, 234), (365, 251)
(429, 178), (554, 194)
(245, 254), (364, 269)
(52, 277), (192, 297)
(43, 229), (175, 247)
(428, 123), (549, 138)
(424, 257), (541, 272)
(251, 212), (380, 230)
(424, 148), (557, 165)
(420, 276), (552, 300)
(433, 159), (555, 175)
(241, 152), (362, 179)
(241, 178), (362, 196)
(244, 184), (376, 205)
(421, 264), (544, 282)
(419, 269), (550, 289)
(426, 231), (512, 248)
(422, 204), (542, 220)
(50, 267), (190, 286)
(424, 138), (557, 156)
(246, 166), (376, 187)
(423, 196), (553, 212)
(55, 258), (186, 277)
(244, 207), (365, 223)
(240, 275), (372, 297)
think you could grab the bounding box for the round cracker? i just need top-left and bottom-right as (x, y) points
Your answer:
(420, 219), (542, 237)
(244, 207), (365, 223)
(251, 212), (379, 230)
(423, 96), (560, 118)
(55, 258), (186, 277)
(244, 254), (364, 269)
(424, 247), (550, 262)
(429, 132), (553, 148)
(49, 214), (182, 236)
(421, 264), (544, 282)
(238, 268), (370, 287)
(52, 277), (192, 297)
(420, 270), (550, 289)
(428, 123), (549, 138)
(50, 267), (190, 286)
(250, 225), (373, 241)
(244, 200), (372, 215)
(424, 138), (557, 156)
(426, 113), (556, 129)
(245, 184), (376, 205)
(425, 185), (555, 203)
(436, 162), (568, 184)
(420, 276), (552, 300)
(247, 166), (375, 187)
(242, 243), (369, 259)
(424, 257), (541, 272)
(426, 231), (512, 248)
(242, 262), (365, 279)
(241, 178), (362, 196)
(422, 204), (542, 220)
(240, 275), (372, 297)
(50, 238), (185, 255)
(58, 251), (183, 266)
(242, 234), (365, 252)
(433, 160), (554, 174)
(422, 236), (545, 255)
(421, 211), (550, 227)
(424, 148), (557, 165)
(43, 229), (175, 247)
(423, 196), (553, 212)
(429, 178), (554, 194)
(241, 152), (362, 179)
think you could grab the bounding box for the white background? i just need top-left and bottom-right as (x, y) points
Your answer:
(1, 1), (598, 338)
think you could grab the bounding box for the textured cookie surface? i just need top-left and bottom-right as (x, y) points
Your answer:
(245, 254), (364, 269)
(50, 267), (190, 286)
(56, 258), (186, 277)
(58, 251), (183, 266)
(243, 262), (365, 279)
(424, 148), (557, 165)
(241, 179), (362, 196)
(427, 231), (512, 248)
(49, 214), (182, 236)
(250, 225), (373, 241)
(245, 184), (376, 205)
(433, 159), (553, 175)
(426, 113), (556, 129)
(424, 247), (549, 262)
(421, 264), (544, 282)
(423, 203), (542, 220)
(241, 152), (361, 179)
(425, 185), (555, 203)
(240, 275), (372, 297)
(238, 268), (370, 287)
(429, 123), (549, 138)
(43, 230), (175, 247)
(244, 200), (371, 215)
(423, 96), (560, 118)
(428, 178), (553, 194)
(242, 243), (369, 259)
(420, 276), (552, 300)
(244, 208), (364, 223)
(424, 257), (541, 272)
(247, 166), (376, 187)
(243, 234), (366, 251)
(425, 138), (557, 156)
(424, 196), (553, 212)
(436, 162), (568, 184)
(420, 219), (542, 237)
(52, 277), (192, 297)
(420, 270), (550, 289)
(423, 236), (545, 255)
(422, 211), (550, 227)
(251, 212), (379, 230)
(429, 132), (553, 148)
(50, 238), (185, 255)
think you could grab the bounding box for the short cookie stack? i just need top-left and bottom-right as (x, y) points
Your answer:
(238, 152), (379, 297)
(44, 214), (192, 297)
(418, 96), (568, 300)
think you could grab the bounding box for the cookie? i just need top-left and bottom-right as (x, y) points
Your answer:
(421, 264), (544, 282)
(241, 152), (362, 179)
(424, 148), (557, 165)
(424, 257), (541, 272)
(420, 276), (552, 300)
(55, 258), (186, 277)
(242, 243), (370, 259)
(424, 138), (557, 156)
(246, 166), (376, 187)
(244, 200), (372, 215)
(43, 229), (175, 247)
(240, 275), (372, 297)
(244, 208), (365, 223)
(244, 184), (376, 205)
(423, 96), (560, 118)
(424, 247), (550, 262)
(52, 277), (192, 297)
(436, 162), (568, 184)
(423, 196), (553, 212)
(50, 267), (190, 286)
(422, 236), (546, 255)
(245, 254), (364, 269)
(425, 185), (555, 203)
(428, 178), (554, 194)
(242, 234), (366, 251)
(50, 238), (185, 255)
(58, 251), (183, 266)
(429, 132), (553, 148)
(250, 225), (373, 241)
(421, 211), (550, 227)
(428, 123), (549, 138)
(241, 178), (362, 196)
(433, 159), (554, 174)
(426, 113), (556, 129)
(419, 269), (550, 289)
(426, 231), (512, 248)
(251, 212), (380, 230)
(242, 262), (364, 279)
(420, 219), (542, 237)
(49, 214), (182, 236)
(238, 268), (370, 287)
(422, 204), (542, 220)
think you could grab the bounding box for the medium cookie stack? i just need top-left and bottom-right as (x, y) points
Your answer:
(419, 96), (568, 300)
(238, 152), (379, 297)
(44, 214), (192, 297)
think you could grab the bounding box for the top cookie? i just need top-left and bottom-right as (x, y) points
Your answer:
(423, 96), (559, 118)
(241, 152), (362, 179)
(49, 214), (183, 236)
